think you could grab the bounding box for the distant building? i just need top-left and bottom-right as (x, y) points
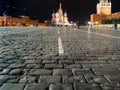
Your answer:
(51, 3), (70, 26)
(91, 0), (120, 24)
(97, 0), (111, 15)
(0, 16), (40, 26)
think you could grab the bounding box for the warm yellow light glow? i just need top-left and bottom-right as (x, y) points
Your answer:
(94, 21), (99, 25)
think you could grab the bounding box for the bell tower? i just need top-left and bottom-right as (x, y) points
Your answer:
(97, 0), (111, 15)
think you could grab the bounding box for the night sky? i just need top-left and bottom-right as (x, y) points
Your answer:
(0, 0), (120, 23)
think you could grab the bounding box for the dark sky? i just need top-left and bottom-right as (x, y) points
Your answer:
(0, 0), (120, 22)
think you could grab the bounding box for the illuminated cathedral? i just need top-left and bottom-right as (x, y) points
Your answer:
(51, 3), (69, 25)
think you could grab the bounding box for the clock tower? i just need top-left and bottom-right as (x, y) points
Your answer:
(97, 0), (111, 15)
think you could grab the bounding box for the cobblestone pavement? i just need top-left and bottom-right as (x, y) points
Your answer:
(0, 27), (120, 90)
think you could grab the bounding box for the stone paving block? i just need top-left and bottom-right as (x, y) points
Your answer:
(13, 59), (25, 64)
(97, 56), (112, 61)
(25, 60), (42, 64)
(26, 64), (44, 69)
(101, 83), (120, 90)
(100, 64), (120, 69)
(1, 26), (120, 89)
(23, 69), (30, 75)
(0, 69), (11, 75)
(109, 60), (120, 64)
(72, 69), (94, 76)
(45, 64), (63, 69)
(53, 55), (68, 60)
(6, 76), (19, 83)
(62, 76), (86, 83)
(82, 64), (102, 69)
(24, 84), (48, 90)
(105, 75), (120, 84)
(6, 60), (17, 64)
(59, 60), (74, 64)
(3, 55), (17, 60)
(8, 64), (26, 68)
(85, 74), (109, 84)
(42, 60), (57, 64)
(75, 61), (92, 64)
(53, 69), (72, 76)
(92, 68), (120, 75)
(91, 60), (108, 64)
(64, 64), (83, 69)
(21, 56), (35, 60)
(0, 75), (9, 83)
(49, 84), (73, 90)
(74, 83), (102, 90)
(38, 76), (61, 84)
(0, 64), (9, 68)
(29, 69), (52, 76)
(0, 84), (25, 90)
(19, 76), (37, 83)
(9, 69), (23, 75)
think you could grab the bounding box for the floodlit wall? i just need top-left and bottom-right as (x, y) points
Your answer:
(0, 16), (39, 26)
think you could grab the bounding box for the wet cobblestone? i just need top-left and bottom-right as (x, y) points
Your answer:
(0, 27), (120, 90)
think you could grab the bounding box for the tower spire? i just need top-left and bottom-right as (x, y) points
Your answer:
(59, 2), (62, 10)
(100, 0), (109, 3)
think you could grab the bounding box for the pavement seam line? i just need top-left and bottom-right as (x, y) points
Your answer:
(57, 28), (64, 55)
(58, 36), (64, 55)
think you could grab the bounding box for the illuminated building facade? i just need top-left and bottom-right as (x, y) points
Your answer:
(51, 3), (69, 25)
(97, 0), (111, 15)
(0, 16), (39, 26)
(91, 0), (120, 25)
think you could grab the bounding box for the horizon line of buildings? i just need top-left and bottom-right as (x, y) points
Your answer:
(0, 16), (44, 27)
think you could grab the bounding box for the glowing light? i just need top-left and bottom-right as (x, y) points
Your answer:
(55, 13), (59, 16)
(94, 21), (99, 25)
(88, 21), (92, 25)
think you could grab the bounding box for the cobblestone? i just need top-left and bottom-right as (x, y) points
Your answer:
(24, 84), (48, 90)
(6, 76), (19, 83)
(101, 83), (120, 90)
(64, 64), (83, 69)
(0, 75), (9, 83)
(8, 64), (26, 68)
(39, 76), (61, 84)
(62, 76), (86, 83)
(74, 83), (102, 90)
(49, 84), (73, 90)
(53, 69), (72, 76)
(85, 74), (109, 84)
(0, 27), (120, 90)
(82, 64), (102, 68)
(9, 69), (23, 75)
(59, 60), (74, 64)
(26, 64), (44, 69)
(0, 69), (11, 75)
(105, 75), (120, 84)
(25, 60), (42, 64)
(93, 68), (120, 75)
(72, 69), (94, 76)
(42, 60), (58, 64)
(0, 84), (25, 90)
(29, 69), (53, 76)
(45, 64), (63, 69)
(19, 76), (37, 83)
(0, 64), (9, 68)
